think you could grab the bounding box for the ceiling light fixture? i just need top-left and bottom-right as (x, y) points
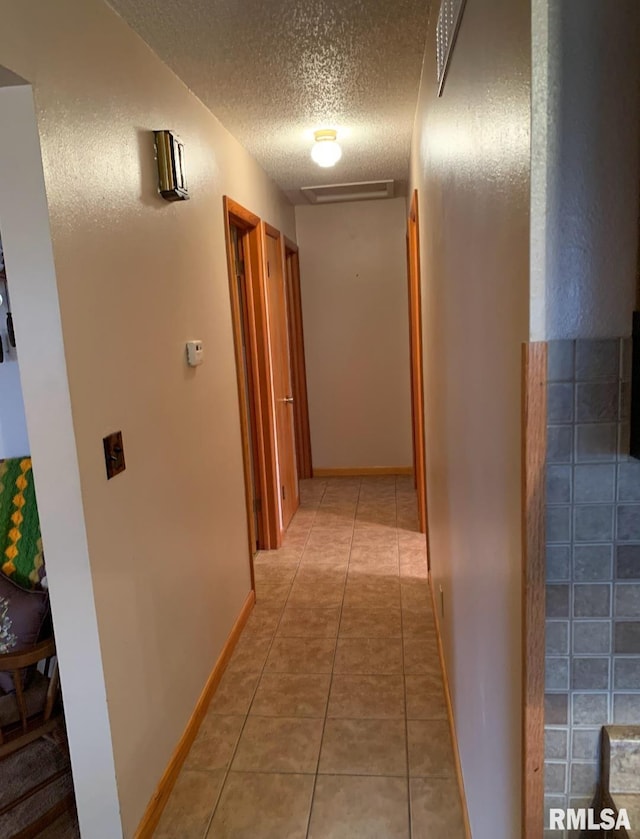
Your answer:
(311, 129), (342, 168)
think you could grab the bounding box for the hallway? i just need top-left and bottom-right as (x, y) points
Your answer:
(156, 476), (465, 838)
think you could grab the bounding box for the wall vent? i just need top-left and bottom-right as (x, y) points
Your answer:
(300, 180), (395, 205)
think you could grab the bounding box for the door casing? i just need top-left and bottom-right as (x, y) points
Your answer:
(263, 223), (300, 531)
(223, 196), (281, 555)
(407, 189), (429, 542)
(284, 237), (313, 480)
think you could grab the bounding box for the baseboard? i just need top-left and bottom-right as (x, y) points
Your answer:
(428, 570), (472, 839)
(312, 466), (413, 477)
(134, 589), (256, 838)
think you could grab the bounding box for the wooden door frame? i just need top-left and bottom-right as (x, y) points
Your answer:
(521, 342), (547, 839)
(223, 196), (282, 556)
(262, 222), (300, 524)
(284, 237), (313, 479)
(407, 189), (428, 538)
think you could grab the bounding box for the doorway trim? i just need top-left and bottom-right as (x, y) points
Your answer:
(223, 196), (281, 554)
(407, 189), (428, 537)
(521, 341), (547, 839)
(0, 80), (121, 837)
(284, 237), (313, 480)
(262, 222), (300, 529)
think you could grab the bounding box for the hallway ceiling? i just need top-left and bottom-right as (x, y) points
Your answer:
(107, 0), (430, 203)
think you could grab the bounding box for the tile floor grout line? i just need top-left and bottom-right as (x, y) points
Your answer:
(203, 486), (324, 837)
(303, 475), (362, 839)
(397, 474), (414, 839)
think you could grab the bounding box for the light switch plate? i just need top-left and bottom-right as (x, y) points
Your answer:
(103, 430), (126, 480)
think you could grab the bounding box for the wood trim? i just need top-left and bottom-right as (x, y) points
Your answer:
(408, 190), (429, 538)
(521, 342), (547, 839)
(224, 196), (260, 228)
(429, 572), (472, 839)
(223, 196), (281, 550)
(313, 466), (413, 477)
(246, 220), (281, 547)
(284, 239), (313, 479)
(223, 198), (260, 567)
(261, 222), (299, 537)
(135, 590), (256, 839)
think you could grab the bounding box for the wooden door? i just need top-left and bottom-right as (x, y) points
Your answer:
(408, 190), (428, 537)
(284, 241), (313, 479)
(264, 227), (299, 529)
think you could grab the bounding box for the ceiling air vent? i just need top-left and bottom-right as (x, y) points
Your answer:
(300, 180), (395, 205)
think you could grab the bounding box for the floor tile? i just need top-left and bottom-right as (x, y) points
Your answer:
(243, 604), (283, 637)
(277, 606), (341, 638)
(159, 478), (465, 836)
(226, 636), (272, 673)
(401, 607), (437, 639)
(403, 637), (441, 675)
(156, 769), (225, 839)
(339, 606), (402, 638)
(255, 582), (291, 606)
(318, 718), (407, 776)
(407, 720), (456, 778)
(251, 673), (330, 717)
(207, 772), (314, 839)
(405, 674), (448, 720)
(327, 674), (405, 719)
(209, 671), (260, 715)
(231, 716), (323, 773)
(333, 637), (403, 674)
(308, 775), (410, 839)
(265, 636), (336, 674)
(410, 777), (466, 838)
(288, 581), (345, 607)
(343, 577), (401, 608)
(184, 714), (245, 771)
(254, 565), (297, 586)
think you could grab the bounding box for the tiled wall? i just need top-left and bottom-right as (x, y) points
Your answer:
(544, 338), (640, 829)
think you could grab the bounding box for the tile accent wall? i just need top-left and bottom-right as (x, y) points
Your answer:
(544, 338), (640, 831)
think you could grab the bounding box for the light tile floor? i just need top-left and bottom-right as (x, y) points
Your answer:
(156, 476), (465, 838)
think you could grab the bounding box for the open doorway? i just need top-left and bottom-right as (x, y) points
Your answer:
(0, 77), (121, 838)
(0, 231), (78, 835)
(223, 198), (303, 553)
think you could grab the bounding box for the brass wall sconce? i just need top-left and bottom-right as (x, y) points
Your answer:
(154, 130), (189, 202)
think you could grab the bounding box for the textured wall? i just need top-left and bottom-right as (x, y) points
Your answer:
(295, 198), (412, 470)
(544, 338), (640, 837)
(0, 2), (295, 835)
(531, 0), (640, 341)
(408, 0), (531, 835)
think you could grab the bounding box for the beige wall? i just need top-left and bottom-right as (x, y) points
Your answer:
(295, 198), (412, 470)
(409, 1), (530, 836)
(0, 2), (295, 835)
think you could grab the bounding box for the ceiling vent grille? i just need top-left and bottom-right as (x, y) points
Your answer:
(300, 180), (395, 205)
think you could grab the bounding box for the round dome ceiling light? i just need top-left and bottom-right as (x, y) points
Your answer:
(311, 129), (342, 168)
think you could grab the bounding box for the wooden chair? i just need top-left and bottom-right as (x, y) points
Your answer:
(0, 636), (61, 758)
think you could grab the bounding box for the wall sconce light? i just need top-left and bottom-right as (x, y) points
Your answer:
(154, 130), (189, 201)
(311, 129), (342, 168)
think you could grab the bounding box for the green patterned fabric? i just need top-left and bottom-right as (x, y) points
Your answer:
(0, 458), (44, 590)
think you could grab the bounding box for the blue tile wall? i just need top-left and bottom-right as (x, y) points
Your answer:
(544, 338), (640, 824)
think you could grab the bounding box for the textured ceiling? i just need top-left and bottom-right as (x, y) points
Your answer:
(107, 0), (430, 202)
